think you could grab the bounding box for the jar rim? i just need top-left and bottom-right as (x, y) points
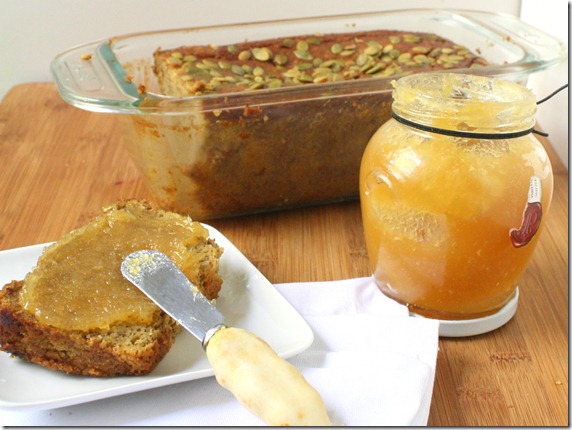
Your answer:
(391, 73), (537, 133)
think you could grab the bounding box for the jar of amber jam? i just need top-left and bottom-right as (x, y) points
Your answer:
(359, 73), (553, 335)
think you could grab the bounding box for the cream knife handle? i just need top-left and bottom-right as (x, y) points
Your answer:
(205, 326), (331, 426)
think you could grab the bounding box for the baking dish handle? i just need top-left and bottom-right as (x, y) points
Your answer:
(50, 40), (143, 112)
(465, 10), (567, 71)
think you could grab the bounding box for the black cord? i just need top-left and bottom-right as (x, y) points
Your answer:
(536, 83), (568, 105)
(533, 83), (568, 137)
(391, 111), (534, 139)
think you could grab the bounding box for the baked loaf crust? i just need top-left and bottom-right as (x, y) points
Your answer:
(0, 200), (223, 376)
(154, 29), (488, 95)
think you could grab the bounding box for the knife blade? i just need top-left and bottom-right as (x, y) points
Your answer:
(120, 250), (331, 426)
(121, 250), (224, 348)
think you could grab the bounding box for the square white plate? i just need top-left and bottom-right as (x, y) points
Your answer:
(0, 224), (313, 411)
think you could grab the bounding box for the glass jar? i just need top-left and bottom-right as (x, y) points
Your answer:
(359, 73), (553, 321)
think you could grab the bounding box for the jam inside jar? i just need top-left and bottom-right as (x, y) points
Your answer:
(359, 73), (553, 321)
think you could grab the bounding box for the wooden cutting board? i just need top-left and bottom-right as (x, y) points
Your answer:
(0, 83), (568, 426)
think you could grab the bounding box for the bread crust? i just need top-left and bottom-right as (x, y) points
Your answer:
(0, 281), (180, 376)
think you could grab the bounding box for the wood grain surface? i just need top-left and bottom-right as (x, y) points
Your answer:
(0, 83), (568, 426)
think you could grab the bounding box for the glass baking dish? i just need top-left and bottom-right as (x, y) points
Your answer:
(50, 9), (566, 220)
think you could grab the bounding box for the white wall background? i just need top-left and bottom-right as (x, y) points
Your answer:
(0, 0), (568, 166)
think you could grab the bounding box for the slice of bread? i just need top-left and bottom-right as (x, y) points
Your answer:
(0, 200), (223, 376)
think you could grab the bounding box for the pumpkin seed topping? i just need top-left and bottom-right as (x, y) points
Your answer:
(253, 47), (273, 61)
(274, 53), (288, 66)
(238, 50), (252, 61)
(331, 43), (343, 54)
(296, 40), (309, 52)
(168, 30), (486, 93)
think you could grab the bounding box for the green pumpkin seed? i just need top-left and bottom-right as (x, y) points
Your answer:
(313, 67), (333, 75)
(267, 79), (283, 88)
(359, 62), (374, 73)
(294, 50), (313, 60)
(282, 68), (301, 78)
(203, 59), (218, 68)
(231, 65), (245, 75)
(295, 63), (312, 70)
(403, 34), (420, 43)
(397, 53), (411, 62)
(364, 45), (381, 56)
(238, 50), (252, 61)
(388, 49), (401, 59)
(252, 47), (272, 61)
(296, 40), (309, 52)
(313, 74), (330, 83)
(273, 54), (288, 66)
(331, 43), (343, 54)
(356, 54), (369, 67)
(447, 55), (465, 62)
(247, 82), (265, 90)
(211, 76), (229, 83)
(429, 48), (442, 58)
(166, 57), (183, 65)
(412, 46), (430, 54)
(365, 63), (385, 74)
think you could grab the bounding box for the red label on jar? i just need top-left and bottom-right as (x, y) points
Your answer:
(509, 176), (543, 248)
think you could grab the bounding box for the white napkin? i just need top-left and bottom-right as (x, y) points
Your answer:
(0, 277), (439, 426)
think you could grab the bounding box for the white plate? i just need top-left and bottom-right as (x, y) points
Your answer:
(0, 225), (313, 411)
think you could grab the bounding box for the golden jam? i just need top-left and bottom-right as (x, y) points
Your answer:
(359, 73), (553, 320)
(19, 204), (210, 330)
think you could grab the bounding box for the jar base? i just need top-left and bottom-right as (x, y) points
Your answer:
(410, 288), (519, 337)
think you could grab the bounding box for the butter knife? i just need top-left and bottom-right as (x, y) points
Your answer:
(121, 250), (330, 426)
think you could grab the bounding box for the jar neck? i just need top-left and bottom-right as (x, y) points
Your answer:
(391, 73), (537, 135)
